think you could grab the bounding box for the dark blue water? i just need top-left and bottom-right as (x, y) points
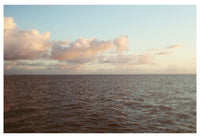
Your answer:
(4, 75), (196, 133)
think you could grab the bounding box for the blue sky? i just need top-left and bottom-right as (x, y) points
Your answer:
(4, 5), (196, 74)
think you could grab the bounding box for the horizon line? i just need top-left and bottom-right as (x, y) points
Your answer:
(4, 73), (196, 76)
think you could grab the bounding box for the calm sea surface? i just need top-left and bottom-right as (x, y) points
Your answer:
(4, 75), (196, 133)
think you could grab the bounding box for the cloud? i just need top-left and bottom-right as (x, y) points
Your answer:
(51, 37), (114, 63)
(135, 53), (154, 64)
(51, 35), (130, 64)
(148, 45), (183, 53)
(4, 60), (83, 74)
(4, 17), (52, 60)
(4, 17), (185, 74)
(148, 48), (162, 52)
(98, 53), (135, 64)
(166, 45), (183, 49)
(147, 44), (183, 57)
(99, 52), (154, 65)
(51, 40), (70, 46)
(4, 65), (12, 70)
(4, 60), (58, 71)
(47, 62), (83, 71)
(113, 35), (129, 52)
(156, 51), (172, 55)
(159, 64), (196, 74)
(4, 17), (17, 30)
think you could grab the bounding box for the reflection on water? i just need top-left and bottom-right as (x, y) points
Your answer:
(4, 75), (196, 133)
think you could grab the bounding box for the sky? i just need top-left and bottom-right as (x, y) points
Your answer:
(4, 5), (196, 74)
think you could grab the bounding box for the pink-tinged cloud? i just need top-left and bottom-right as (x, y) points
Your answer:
(4, 60), (47, 71)
(148, 45), (183, 53)
(51, 40), (70, 46)
(148, 48), (162, 52)
(4, 17), (52, 60)
(156, 51), (172, 55)
(47, 62), (83, 71)
(51, 37), (114, 63)
(99, 53), (154, 65)
(98, 53), (135, 64)
(135, 53), (154, 64)
(51, 35), (130, 63)
(166, 45), (183, 49)
(113, 35), (129, 51)
(4, 65), (12, 70)
(4, 17), (17, 30)
(4, 17), (185, 74)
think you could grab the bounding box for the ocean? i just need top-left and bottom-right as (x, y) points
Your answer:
(4, 75), (196, 133)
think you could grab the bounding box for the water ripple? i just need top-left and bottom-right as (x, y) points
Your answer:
(4, 75), (196, 133)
